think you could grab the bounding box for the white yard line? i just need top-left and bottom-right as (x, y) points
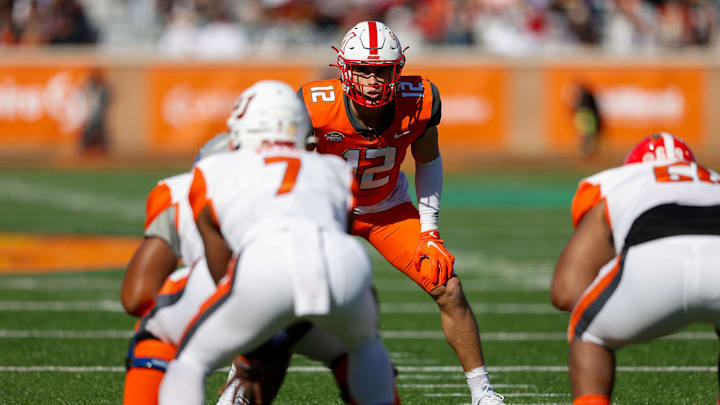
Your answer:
(0, 330), (132, 338)
(425, 393), (568, 397)
(0, 366), (125, 372)
(0, 300), (560, 314)
(382, 331), (568, 340)
(0, 301), (123, 311)
(381, 302), (558, 314)
(0, 329), (715, 342)
(0, 365), (714, 373)
(0, 178), (143, 222)
(0, 278), (119, 291)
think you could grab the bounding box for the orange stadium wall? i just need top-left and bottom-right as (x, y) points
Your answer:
(0, 52), (719, 168)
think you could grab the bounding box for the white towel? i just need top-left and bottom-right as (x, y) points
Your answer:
(287, 223), (331, 316)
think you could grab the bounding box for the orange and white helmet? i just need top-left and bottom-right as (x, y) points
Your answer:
(334, 21), (406, 108)
(226, 80), (310, 150)
(624, 132), (695, 165)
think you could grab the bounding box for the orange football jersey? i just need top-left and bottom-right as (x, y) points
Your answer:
(300, 76), (439, 207)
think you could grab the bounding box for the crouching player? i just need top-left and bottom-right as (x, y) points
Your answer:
(158, 80), (396, 404)
(121, 87), (371, 403)
(550, 133), (720, 405)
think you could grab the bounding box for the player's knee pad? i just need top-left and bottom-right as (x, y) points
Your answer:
(123, 333), (177, 405)
(125, 332), (176, 372)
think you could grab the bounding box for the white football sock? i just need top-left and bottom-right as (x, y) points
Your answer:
(466, 366), (493, 401)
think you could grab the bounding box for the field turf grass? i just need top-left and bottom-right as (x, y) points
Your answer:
(0, 168), (718, 404)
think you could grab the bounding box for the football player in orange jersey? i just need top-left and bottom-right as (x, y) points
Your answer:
(298, 21), (504, 405)
(551, 133), (720, 405)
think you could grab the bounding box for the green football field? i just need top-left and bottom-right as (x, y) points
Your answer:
(0, 168), (718, 404)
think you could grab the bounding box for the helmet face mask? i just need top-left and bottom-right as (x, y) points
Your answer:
(624, 132), (696, 165)
(335, 21), (405, 109)
(226, 80), (310, 150)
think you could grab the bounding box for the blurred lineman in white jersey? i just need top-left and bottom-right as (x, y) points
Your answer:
(122, 89), (374, 405)
(551, 133), (720, 405)
(158, 80), (396, 405)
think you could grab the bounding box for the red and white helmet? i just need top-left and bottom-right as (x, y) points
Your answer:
(334, 21), (405, 108)
(226, 80), (310, 150)
(624, 132), (695, 165)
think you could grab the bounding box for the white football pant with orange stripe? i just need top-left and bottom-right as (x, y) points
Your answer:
(570, 235), (720, 349)
(159, 229), (395, 405)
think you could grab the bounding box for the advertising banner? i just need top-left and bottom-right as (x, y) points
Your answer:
(148, 63), (508, 154)
(406, 65), (507, 150)
(546, 65), (705, 153)
(147, 64), (319, 153)
(0, 66), (98, 147)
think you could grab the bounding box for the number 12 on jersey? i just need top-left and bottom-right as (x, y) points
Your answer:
(343, 147), (397, 190)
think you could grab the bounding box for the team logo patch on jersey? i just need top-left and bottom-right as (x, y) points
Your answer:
(324, 132), (345, 142)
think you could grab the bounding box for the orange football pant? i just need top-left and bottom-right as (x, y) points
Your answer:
(123, 339), (177, 405)
(352, 202), (437, 293)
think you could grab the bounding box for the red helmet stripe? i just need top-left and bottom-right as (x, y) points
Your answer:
(368, 21), (378, 55)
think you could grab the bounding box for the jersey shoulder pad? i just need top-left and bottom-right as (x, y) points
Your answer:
(301, 79), (343, 127)
(395, 76), (435, 123)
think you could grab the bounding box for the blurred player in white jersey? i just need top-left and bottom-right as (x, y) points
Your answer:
(121, 169), (218, 405)
(550, 133), (720, 405)
(158, 80), (396, 405)
(121, 95), (364, 405)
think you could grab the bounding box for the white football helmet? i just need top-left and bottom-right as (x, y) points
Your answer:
(334, 21), (406, 108)
(226, 80), (310, 150)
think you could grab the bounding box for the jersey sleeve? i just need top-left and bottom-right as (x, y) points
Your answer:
(145, 183), (172, 230)
(427, 80), (441, 128)
(570, 180), (603, 228)
(143, 182), (181, 257)
(145, 206), (181, 257)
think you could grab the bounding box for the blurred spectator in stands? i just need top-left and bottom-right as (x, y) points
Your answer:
(1, 0), (717, 53)
(474, 0), (542, 55)
(687, 0), (716, 45)
(48, 0), (96, 44)
(553, 0), (604, 45)
(13, 0), (49, 45)
(0, 0), (18, 44)
(157, 0), (249, 58)
(657, 0), (687, 46)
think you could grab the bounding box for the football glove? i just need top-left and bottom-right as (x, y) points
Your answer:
(414, 230), (455, 291)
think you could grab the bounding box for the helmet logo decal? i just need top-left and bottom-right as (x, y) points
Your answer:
(233, 95), (255, 119)
(341, 32), (356, 52)
(325, 131), (345, 142)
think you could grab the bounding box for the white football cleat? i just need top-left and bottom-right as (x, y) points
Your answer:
(475, 386), (505, 405)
